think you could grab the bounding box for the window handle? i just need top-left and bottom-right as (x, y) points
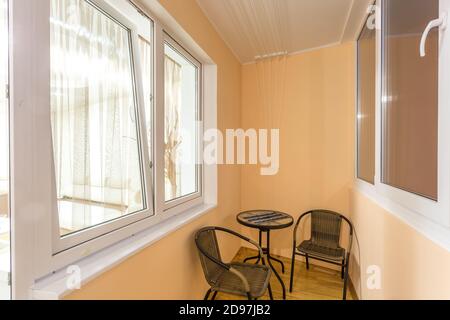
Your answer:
(420, 12), (447, 57)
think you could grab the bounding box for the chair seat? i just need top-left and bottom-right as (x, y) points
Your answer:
(212, 263), (271, 298)
(297, 240), (345, 261)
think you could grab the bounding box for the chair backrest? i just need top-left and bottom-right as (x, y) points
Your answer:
(310, 210), (343, 248)
(195, 228), (224, 285)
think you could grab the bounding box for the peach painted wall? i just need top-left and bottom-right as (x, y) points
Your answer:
(349, 190), (450, 299)
(66, 0), (242, 300)
(240, 43), (356, 260)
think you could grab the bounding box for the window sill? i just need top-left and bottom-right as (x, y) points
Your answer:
(30, 203), (217, 300)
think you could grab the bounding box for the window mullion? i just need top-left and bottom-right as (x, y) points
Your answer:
(374, 0), (382, 187)
(131, 29), (154, 218)
(153, 23), (166, 216)
(10, 0), (53, 298)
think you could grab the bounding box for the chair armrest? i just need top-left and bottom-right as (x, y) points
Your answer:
(229, 267), (251, 294)
(340, 215), (354, 253)
(348, 232), (353, 251)
(245, 237), (265, 259)
(196, 247), (251, 295)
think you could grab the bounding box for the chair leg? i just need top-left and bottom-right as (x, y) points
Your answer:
(343, 261), (349, 300)
(268, 283), (274, 300)
(211, 291), (218, 301)
(289, 249), (296, 293)
(341, 261), (345, 279)
(204, 289), (212, 300)
(247, 293), (252, 300)
(305, 254), (310, 270)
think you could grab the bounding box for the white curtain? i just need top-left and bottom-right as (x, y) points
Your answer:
(50, 0), (144, 232)
(0, 0), (8, 217)
(164, 56), (182, 200)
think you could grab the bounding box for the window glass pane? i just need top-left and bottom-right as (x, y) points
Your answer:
(357, 16), (376, 184)
(164, 43), (198, 202)
(50, 0), (146, 236)
(0, 0), (10, 300)
(108, 0), (153, 161)
(382, 0), (438, 200)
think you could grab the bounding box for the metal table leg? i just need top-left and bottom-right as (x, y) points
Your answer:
(243, 229), (287, 299)
(243, 254), (261, 264)
(265, 230), (287, 300)
(269, 255), (285, 273)
(244, 231), (262, 264)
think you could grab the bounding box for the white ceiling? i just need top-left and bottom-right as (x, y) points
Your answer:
(196, 0), (374, 64)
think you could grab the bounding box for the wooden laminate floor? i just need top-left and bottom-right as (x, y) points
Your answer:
(215, 247), (356, 300)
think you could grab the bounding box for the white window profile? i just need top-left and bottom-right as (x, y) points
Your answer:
(50, 0), (154, 253)
(356, 11), (376, 185)
(356, 0), (450, 248)
(9, 0), (216, 299)
(160, 33), (203, 213)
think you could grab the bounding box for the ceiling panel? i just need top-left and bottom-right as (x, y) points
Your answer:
(197, 0), (374, 63)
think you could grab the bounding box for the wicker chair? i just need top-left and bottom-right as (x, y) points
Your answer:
(289, 210), (354, 300)
(195, 226), (273, 300)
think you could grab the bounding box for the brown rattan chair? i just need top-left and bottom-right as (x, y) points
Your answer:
(195, 226), (273, 300)
(289, 210), (354, 300)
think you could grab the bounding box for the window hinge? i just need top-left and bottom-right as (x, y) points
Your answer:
(5, 84), (9, 99)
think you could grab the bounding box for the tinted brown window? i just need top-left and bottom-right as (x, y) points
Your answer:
(382, 0), (438, 200)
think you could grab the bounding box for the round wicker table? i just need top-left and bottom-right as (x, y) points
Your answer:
(237, 210), (294, 300)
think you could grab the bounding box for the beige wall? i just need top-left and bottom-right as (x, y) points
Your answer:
(66, 0), (242, 300)
(349, 190), (450, 299)
(240, 43), (356, 259)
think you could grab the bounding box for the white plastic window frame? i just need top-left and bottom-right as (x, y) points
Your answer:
(154, 32), (204, 215)
(355, 0), (450, 229)
(356, 8), (376, 185)
(50, 0), (155, 254)
(9, 0), (208, 298)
